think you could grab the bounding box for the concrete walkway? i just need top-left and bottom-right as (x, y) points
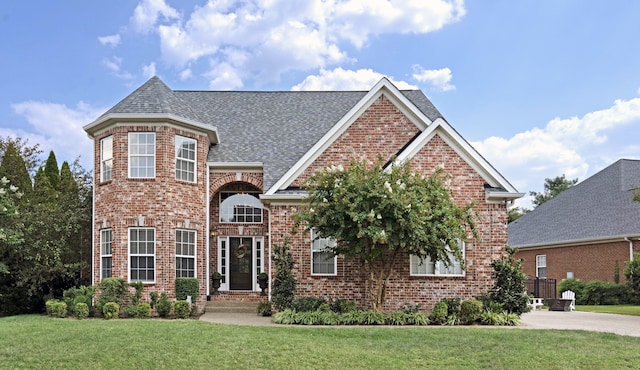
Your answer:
(200, 310), (640, 336)
(520, 310), (640, 337)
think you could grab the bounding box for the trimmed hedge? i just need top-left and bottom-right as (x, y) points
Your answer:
(174, 300), (191, 319)
(175, 278), (199, 301)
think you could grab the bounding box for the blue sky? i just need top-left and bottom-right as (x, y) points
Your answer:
(1, 1), (639, 208)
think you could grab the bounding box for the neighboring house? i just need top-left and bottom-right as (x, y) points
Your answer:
(83, 76), (522, 312)
(509, 159), (640, 283)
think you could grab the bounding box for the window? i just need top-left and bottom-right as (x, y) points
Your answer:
(311, 229), (337, 275)
(219, 192), (262, 223)
(176, 229), (196, 278)
(128, 132), (155, 178)
(100, 136), (113, 182)
(536, 255), (547, 278)
(410, 242), (465, 276)
(100, 229), (112, 279)
(175, 136), (196, 182)
(129, 228), (155, 283)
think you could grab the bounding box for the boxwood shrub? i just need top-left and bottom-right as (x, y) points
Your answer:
(174, 300), (191, 319)
(175, 277), (199, 301)
(103, 302), (120, 320)
(75, 303), (89, 320)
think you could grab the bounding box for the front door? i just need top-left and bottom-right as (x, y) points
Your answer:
(229, 237), (253, 290)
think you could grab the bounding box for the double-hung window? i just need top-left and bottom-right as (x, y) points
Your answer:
(100, 136), (113, 182)
(175, 136), (196, 182)
(176, 229), (196, 278)
(410, 241), (465, 276)
(129, 228), (155, 283)
(100, 229), (112, 279)
(128, 132), (155, 178)
(311, 229), (337, 275)
(536, 255), (547, 278)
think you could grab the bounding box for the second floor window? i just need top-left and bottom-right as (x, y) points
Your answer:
(100, 136), (113, 182)
(129, 132), (155, 178)
(175, 136), (196, 182)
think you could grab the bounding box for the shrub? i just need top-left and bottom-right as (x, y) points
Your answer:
(487, 246), (530, 315)
(319, 311), (340, 325)
(46, 299), (67, 318)
(460, 300), (483, 325)
(429, 301), (448, 325)
(63, 286), (96, 316)
(407, 312), (429, 326)
(156, 292), (172, 318)
(385, 311), (408, 325)
(75, 303), (89, 320)
(362, 310), (385, 325)
(329, 298), (358, 313)
(583, 281), (629, 305)
(292, 296), (326, 312)
(400, 303), (420, 314)
(96, 278), (128, 313)
(272, 309), (297, 325)
(340, 310), (365, 325)
(174, 300), (191, 319)
(625, 254), (640, 304)
(136, 303), (151, 319)
(442, 298), (461, 318)
(271, 237), (297, 311)
(175, 277), (199, 301)
(257, 301), (272, 316)
(103, 302), (120, 320)
(558, 278), (587, 304)
(149, 292), (159, 309)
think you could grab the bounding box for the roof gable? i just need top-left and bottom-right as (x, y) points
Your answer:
(265, 78), (437, 194)
(508, 159), (640, 248)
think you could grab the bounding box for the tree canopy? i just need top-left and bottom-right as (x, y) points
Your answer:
(530, 174), (578, 207)
(296, 159), (476, 312)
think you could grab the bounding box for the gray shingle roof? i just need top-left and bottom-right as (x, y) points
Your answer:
(101, 77), (443, 190)
(508, 159), (640, 247)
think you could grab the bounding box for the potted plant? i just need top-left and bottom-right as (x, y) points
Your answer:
(211, 272), (222, 295)
(257, 272), (268, 296)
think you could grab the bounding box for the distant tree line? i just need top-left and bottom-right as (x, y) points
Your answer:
(0, 136), (92, 316)
(508, 174), (578, 223)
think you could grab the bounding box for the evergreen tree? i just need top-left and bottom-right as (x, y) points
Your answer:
(0, 136), (42, 175)
(44, 151), (60, 191)
(0, 142), (32, 198)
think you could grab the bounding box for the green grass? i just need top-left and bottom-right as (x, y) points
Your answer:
(577, 305), (640, 316)
(1, 315), (639, 369)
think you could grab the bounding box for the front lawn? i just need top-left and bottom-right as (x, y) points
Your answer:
(576, 305), (640, 316)
(1, 315), (639, 369)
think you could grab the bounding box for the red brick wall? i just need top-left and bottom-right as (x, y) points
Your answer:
(92, 124), (210, 310)
(515, 240), (637, 283)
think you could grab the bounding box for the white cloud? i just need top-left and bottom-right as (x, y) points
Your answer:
(292, 68), (417, 91)
(98, 34), (121, 47)
(472, 95), (640, 208)
(412, 65), (455, 92)
(204, 61), (244, 90)
(179, 69), (192, 80)
(102, 56), (134, 80)
(9, 101), (106, 170)
(121, 0), (464, 89)
(130, 0), (180, 34)
(142, 62), (157, 78)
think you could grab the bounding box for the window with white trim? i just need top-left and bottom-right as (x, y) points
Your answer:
(536, 255), (547, 278)
(410, 241), (465, 276)
(311, 229), (337, 275)
(129, 228), (155, 282)
(100, 229), (112, 279)
(176, 229), (196, 278)
(128, 132), (155, 178)
(219, 192), (262, 223)
(175, 136), (196, 182)
(100, 136), (113, 182)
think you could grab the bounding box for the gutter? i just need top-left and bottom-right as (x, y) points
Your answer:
(513, 235), (640, 250)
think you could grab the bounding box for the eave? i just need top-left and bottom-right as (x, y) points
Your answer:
(83, 113), (219, 143)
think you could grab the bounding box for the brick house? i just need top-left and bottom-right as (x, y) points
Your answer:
(83, 76), (522, 312)
(509, 159), (640, 284)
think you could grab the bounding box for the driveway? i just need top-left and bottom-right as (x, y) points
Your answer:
(520, 310), (640, 337)
(201, 310), (640, 337)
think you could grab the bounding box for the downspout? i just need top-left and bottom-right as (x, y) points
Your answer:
(625, 237), (634, 261)
(206, 166), (210, 296)
(91, 163), (96, 287)
(267, 205), (272, 302)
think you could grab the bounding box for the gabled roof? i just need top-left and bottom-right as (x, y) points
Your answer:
(508, 159), (640, 248)
(84, 76), (521, 199)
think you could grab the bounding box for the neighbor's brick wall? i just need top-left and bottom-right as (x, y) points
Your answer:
(92, 125), (210, 310)
(515, 240), (637, 283)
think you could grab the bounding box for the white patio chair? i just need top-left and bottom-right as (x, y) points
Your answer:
(561, 290), (576, 311)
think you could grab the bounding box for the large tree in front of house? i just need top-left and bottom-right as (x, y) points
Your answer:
(297, 159), (476, 312)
